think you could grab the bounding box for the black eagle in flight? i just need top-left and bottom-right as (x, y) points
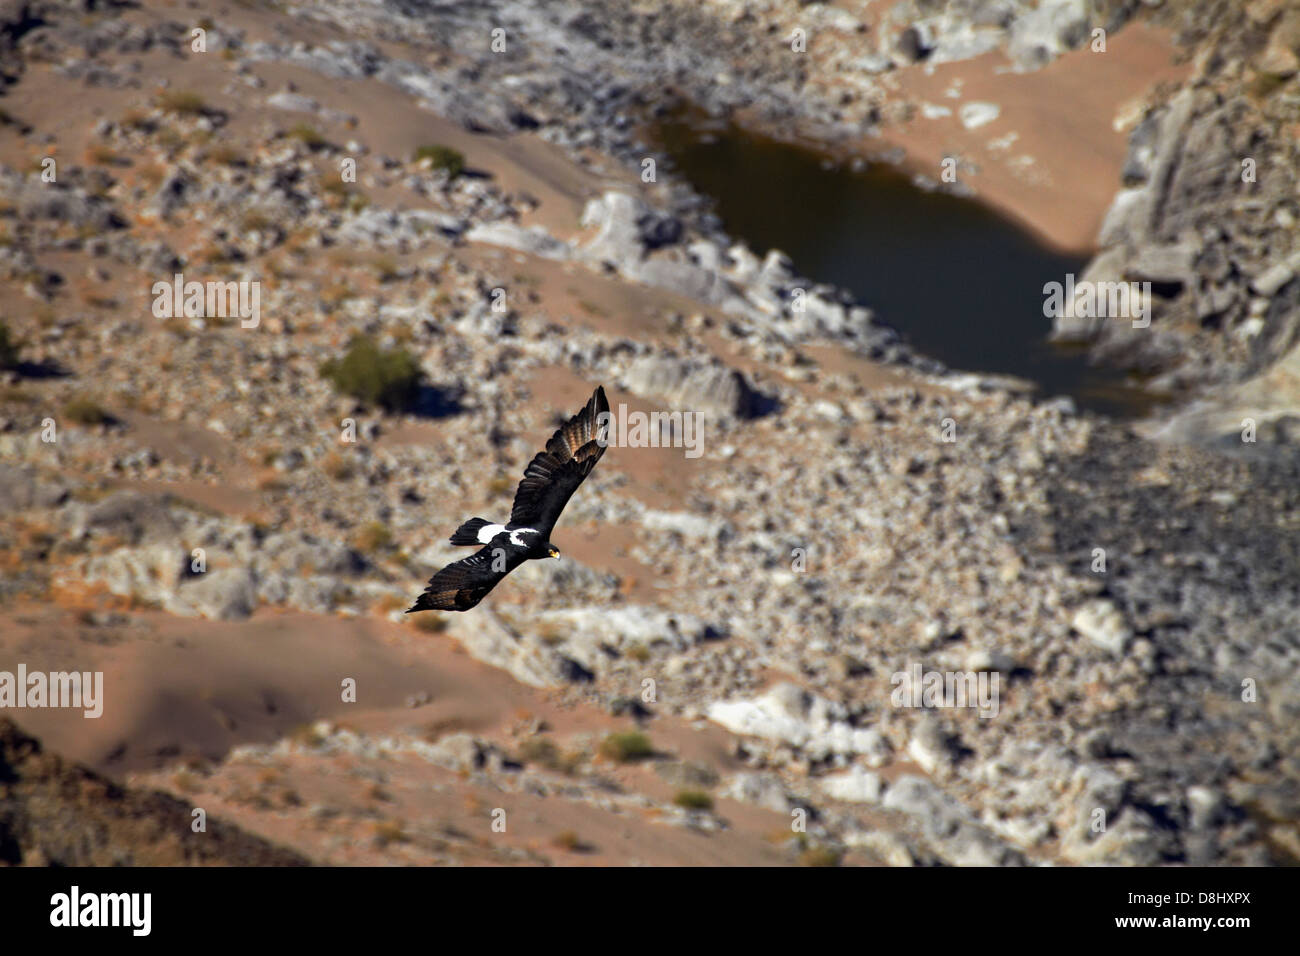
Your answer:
(407, 386), (610, 613)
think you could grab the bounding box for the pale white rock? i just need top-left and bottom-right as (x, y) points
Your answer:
(529, 605), (710, 675)
(266, 91), (319, 113)
(642, 510), (725, 539)
(446, 611), (564, 688)
(579, 191), (650, 266)
(844, 829), (915, 866)
(708, 683), (885, 760)
(726, 243), (763, 284)
(959, 102), (1001, 129)
(1251, 252), (1300, 297)
(177, 567), (259, 621)
(819, 766), (884, 803)
(466, 221), (570, 260)
(811, 400), (848, 422)
(966, 648), (1016, 673)
(720, 772), (795, 812)
(1007, 0), (1092, 71)
(1072, 599), (1132, 656)
(687, 239), (723, 271)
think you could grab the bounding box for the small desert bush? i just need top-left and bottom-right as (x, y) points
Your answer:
(517, 736), (577, 773)
(241, 210), (273, 232)
(320, 450), (355, 481)
(412, 144), (465, 178)
(1250, 71), (1290, 100)
(625, 642), (650, 663)
(157, 90), (208, 116)
(288, 123), (326, 149)
(62, 396), (110, 426)
(599, 731), (654, 764)
(0, 320), (19, 369)
(411, 614), (448, 634)
(207, 144), (245, 167)
(673, 790), (714, 811)
(171, 768), (201, 794)
(372, 820), (410, 847)
(352, 521), (394, 554)
(120, 107), (156, 133)
(322, 179), (368, 212)
(799, 845), (843, 867)
(551, 830), (585, 852)
(537, 623), (567, 647)
(290, 723), (329, 748)
(87, 144), (123, 166)
(319, 335), (423, 412)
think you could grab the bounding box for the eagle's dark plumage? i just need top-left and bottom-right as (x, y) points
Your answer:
(407, 386), (609, 613)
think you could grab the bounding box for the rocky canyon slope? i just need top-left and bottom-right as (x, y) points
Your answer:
(0, 0), (1297, 866)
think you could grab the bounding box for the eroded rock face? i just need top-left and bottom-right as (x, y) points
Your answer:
(456, 186), (905, 361)
(882, 0), (1136, 72)
(621, 354), (767, 419)
(1062, 9), (1300, 447)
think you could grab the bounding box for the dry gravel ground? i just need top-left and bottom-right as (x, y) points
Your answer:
(0, 0), (1297, 866)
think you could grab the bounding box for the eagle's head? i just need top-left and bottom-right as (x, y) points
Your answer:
(547, 545), (561, 559)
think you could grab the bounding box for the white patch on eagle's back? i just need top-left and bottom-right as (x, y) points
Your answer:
(477, 523), (507, 544)
(509, 528), (537, 547)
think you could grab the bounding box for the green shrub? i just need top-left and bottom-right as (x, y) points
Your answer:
(411, 614), (448, 634)
(289, 123), (326, 149)
(1249, 71), (1289, 100)
(517, 736), (561, 767)
(319, 335), (423, 412)
(799, 845), (843, 867)
(551, 830), (587, 852)
(673, 789), (714, 811)
(0, 320), (19, 369)
(412, 144), (465, 179)
(158, 90), (207, 116)
(63, 396), (110, 426)
(352, 521), (394, 554)
(599, 730), (654, 763)
(516, 736), (583, 774)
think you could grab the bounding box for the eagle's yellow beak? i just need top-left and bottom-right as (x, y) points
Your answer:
(548, 546), (561, 559)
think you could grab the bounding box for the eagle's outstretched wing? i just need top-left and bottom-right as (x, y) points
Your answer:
(407, 546), (513, 613)
(509, 385), (609, 537)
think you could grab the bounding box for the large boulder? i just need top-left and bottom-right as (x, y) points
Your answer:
(579, 192), (653, 268)
(707, 682), (891, 762)
(1006, 0), (1091, 70)
(173, 567), (259, 621)
(621, 354), (770, 419)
